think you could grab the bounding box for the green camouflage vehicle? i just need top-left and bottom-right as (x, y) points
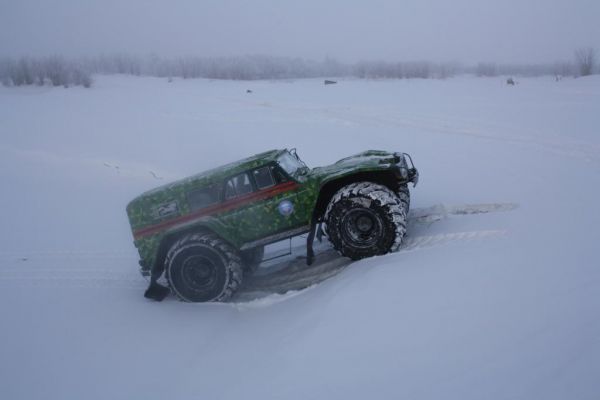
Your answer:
(127, 149), (418, 302)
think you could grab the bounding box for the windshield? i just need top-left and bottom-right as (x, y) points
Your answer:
(278, 151), (305, 177)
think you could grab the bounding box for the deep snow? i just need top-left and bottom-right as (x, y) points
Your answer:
(0, 75), (599, 400)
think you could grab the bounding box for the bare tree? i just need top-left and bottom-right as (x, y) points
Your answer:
(552, 61), (574, 78)
(0, 58), (14, 86)
(43, 56), (69, 86)
(574, 47), (596, 76)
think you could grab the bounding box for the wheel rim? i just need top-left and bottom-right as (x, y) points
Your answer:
(341, 208), (383, 248)
(181, 254), (218, 291)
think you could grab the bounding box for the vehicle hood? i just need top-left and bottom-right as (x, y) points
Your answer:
(306, 150), (398, 182)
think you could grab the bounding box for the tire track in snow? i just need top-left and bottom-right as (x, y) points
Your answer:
(400, 229), (507, 252)
(408, 202), (518, 225)
(234, 228), (508, 301)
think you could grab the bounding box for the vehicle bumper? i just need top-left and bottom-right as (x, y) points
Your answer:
(394, 152), (419, 187)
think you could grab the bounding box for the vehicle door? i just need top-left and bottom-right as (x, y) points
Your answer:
(249, 164), (312, 236)
(218, 171), (261, 244)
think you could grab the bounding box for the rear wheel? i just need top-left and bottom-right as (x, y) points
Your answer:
(165, 233), (242, 302)
(325, 182), (407, 260)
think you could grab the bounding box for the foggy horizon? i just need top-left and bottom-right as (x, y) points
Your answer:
(1, 0), (598, 65)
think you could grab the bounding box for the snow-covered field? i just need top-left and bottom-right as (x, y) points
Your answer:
(1, 75), (599, 399)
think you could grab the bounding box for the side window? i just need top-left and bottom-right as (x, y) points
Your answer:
(187, 184), (221, 211)
(271, 166), (288, 184)
(253, 166), (275, 190)
(225, 173), (253, 200)
(225, 179), (236, 200)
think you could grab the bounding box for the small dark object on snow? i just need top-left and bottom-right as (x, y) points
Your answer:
(506, 78), (515, 85)
(324, 80), (337, 85)
(144, 281), (170, 301)
(247, 89), (253, 93)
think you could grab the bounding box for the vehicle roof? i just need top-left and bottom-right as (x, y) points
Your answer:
(135, 149), (287, 199)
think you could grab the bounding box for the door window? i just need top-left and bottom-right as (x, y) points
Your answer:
(253, 166), (275, 190)
(225, 173), (253, 200)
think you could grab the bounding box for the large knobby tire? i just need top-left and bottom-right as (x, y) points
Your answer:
(325, 182), (407, 260)
(397, 184), (410, 214)
(165, 233), (243, 302)
(240, 246), (264, 275)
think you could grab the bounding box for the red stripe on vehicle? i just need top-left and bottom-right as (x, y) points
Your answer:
(133, 181), (299, 240)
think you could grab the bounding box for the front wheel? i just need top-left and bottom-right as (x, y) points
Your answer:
(165, 233), (242, 302)
(397, 184), (410, 214)
(325, 182), (407, 260)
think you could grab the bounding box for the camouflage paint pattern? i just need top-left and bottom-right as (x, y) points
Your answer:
(126, 149), (412, 274)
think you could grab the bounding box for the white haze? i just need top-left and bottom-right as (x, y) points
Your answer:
(0, 0), (598, 63)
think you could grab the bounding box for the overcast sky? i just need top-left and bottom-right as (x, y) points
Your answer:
(0, 0), (598, 63)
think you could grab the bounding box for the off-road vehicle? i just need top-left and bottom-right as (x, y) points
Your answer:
(126, 149), (418, 302)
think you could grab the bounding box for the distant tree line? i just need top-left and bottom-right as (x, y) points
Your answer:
(353, 61), (462, 79)
(82, 55), (351, 80)
(0, 56), (92, 88)
(472, 62), (577, 77)
(81, 56), (464, 80)
(1, 48), (597, 88)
